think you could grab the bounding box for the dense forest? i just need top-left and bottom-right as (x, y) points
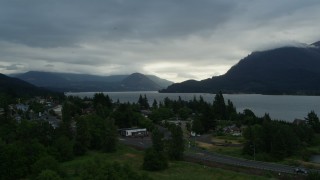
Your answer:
(1, 91), (320, 179)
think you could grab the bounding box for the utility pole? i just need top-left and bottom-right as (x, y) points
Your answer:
(253, 142), (256, 161)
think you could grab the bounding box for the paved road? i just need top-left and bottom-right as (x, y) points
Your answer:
(120, 137), (319, 175)
(119, 137), (152, 149)
(186, 147), (297, 174)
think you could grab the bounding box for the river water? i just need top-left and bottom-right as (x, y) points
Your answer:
(65, 91), (320, 122)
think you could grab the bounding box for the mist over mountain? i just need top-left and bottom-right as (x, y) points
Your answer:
(13, 71), (173, 92)
(160, 41), (320, 95)
(312, 41), (320, 47)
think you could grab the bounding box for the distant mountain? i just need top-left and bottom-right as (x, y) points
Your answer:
(146, 75), (173, 88)
(312, 41), (320, 47)
(0, 73), (59, 97)
(120, 73), (161, 91)
(13, 71), (173, 92)
(161, 41), (320, 95)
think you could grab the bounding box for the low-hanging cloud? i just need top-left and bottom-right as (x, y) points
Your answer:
(0, 63), (24, 71)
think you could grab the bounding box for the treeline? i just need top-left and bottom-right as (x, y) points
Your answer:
(0, 93), (150, 179)
(148, 91), (237, 134)
(141, 92), (320, 161)
(243, 116), (315, 161)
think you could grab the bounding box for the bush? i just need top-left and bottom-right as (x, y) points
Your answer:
(143, 148), (168, 171)
(307, 171), (320, 180)
(36, 169), (61, 180)
(31, 155), (61, 177)
(79, 159), (151, 179)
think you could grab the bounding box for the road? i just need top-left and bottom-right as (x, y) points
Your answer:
(186, 147), (298, 174)
(120, 136), (320, 175)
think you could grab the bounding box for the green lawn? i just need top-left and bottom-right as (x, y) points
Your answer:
(61, 144), (271, 180)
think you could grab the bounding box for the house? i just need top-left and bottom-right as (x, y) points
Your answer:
(140, 110), (152, 118)
(223, 125), (242, 136)
(119, 128), (148, 137)
(293, 119), (306, 125)
(38, 98), (46, 104)
(52, 105), (62, 117)
(82, 107), (95, 114)
(16, 104), (29, 112)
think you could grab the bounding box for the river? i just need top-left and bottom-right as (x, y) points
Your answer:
(65, 91), (320, 122)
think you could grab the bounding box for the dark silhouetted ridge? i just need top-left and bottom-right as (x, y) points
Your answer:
(161, 41), (320, 95)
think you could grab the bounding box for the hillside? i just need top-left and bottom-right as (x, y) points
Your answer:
(13, 71), (173, 92)
(161, 41), (320, 95)
(120, 73), (161, 91)
(0, 73), (60, 97)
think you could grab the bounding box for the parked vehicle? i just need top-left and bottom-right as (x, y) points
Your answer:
(294, 167), (308, 174)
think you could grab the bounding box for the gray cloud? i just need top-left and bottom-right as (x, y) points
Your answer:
(0, 0), (320, 82)
(0, 0), (235, 47)
(45, 64), (54, 68)
(0, 63), (24, 70)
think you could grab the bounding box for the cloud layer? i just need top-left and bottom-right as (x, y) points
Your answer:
(1, 0), (320, 82)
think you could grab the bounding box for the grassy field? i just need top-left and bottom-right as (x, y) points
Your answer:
(197, 134), (320, 170)
(197, 141), (244, 158)
(195, 134), (246, 159)
(61, 144), (272, 180)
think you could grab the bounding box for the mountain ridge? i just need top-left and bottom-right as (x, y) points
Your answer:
(160, 41), (320, 95)
(0, 73), (61, 97)
(12, 71), (173, 92)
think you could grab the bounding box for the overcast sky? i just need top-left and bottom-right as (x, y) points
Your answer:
(0, 0), (320, 82)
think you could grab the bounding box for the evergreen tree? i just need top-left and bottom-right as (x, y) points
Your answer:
(152, 99), (158, 109)
(102, 118), (118, 152)
(149, 107), (174, 124)
(112, 104), (141, 128)
(192, 118), (205, 135)
(74, 116), (91, 155)
(143, 127), (168, 171)
(178, 107), (192, 120)
(151, 127), (164, 152)
(168, 125), (184, 160)
(212, 91), (226, 120)
(138, 94), (150, 109)
(199, 108), (216, 132)
(86, 115), (118, 152)
(143, 94), (150, 109)
(93, 93), (108, 107)
(226, 99), (237, 120)
(60, 101), (74, 139)
(306, 111), (320, 133)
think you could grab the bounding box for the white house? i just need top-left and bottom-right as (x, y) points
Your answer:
(52, 105), (62, 117)
(119, 128), (148, 137)
(16, 104), (29, 112)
